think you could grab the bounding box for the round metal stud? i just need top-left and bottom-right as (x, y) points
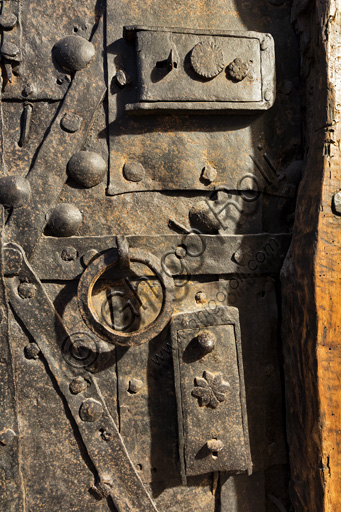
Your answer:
(24, 342), (40, 360)
(196, 331), (216, 354)
(69, 376), (89, 394)
(189, 201), (220, 234)
(1, 42), (19, 59)
(207, 439), (224, 453)
(67, 151), (107, 188)
(123, 161), (144, 182)
(53, 35), (95, 72)
(191, 41), (225, 79)
(60, 112), (83, 133)
(0, 177), (31, 208)
(0, 429), (17, 446)
(79, 398), (103, 422)
(0, 13), (18, 29)
(18, 281), (36, 299)
(47, 203), (83, 237)
(195, 291), (207, 304)
(61, 246), (78, 261)
(128, 378), (144, 394)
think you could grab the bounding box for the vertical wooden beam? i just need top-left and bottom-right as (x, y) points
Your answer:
(282, 1), (341, 510)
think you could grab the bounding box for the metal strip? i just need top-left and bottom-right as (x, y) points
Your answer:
(27, 233), (292, 281)
(0, 210), (25, 512)
(5, 243), (159, 512)
(5, 18), (106, 259)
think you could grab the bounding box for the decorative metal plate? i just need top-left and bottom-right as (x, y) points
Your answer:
(172, 306), (252, 479)
(124, 27), (275, 112)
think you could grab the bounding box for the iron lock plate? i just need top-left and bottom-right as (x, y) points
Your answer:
(172, 306), (252, 479)
(124, 26), (275, 112)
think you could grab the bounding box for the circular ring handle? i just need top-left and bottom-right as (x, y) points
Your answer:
(77, 248), (174, 347)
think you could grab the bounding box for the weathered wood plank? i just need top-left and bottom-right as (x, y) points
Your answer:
(282, 1), (341, 510)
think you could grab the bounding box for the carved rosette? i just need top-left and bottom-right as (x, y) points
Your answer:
(191, 370), (230, 408)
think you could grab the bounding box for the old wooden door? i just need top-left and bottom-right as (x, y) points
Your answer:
(0, 0), (303, 511)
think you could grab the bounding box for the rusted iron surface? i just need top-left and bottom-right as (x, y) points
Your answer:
(0, 0), (303, 510)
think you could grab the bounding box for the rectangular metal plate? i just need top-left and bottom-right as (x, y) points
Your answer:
(124, 26), (275, 112)
(172, 306), (252, 478)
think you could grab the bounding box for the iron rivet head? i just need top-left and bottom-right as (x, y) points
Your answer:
(0, 429), (17, 446)
(227, 58), (249, 82)
(47, 203), (83, 237)
(53, 35), (95, 72)
(196, 331), (216, 354)
(100, 429), (112, 441)
(264, 90), (272, 102)
(61, 246), (78, 261)
(82, 249), (99, 267)
(69, 376), (89, 394)
(60, 112), (83, 133)
(123, 161), (145, 182)
(79, 398), (103, 422)
(67, 151), (107, 188)
(332, 191), (341, 215)
(207, 439), (224, 453)
(115, 69), (131, 87)
(0, 176), (31, 208)
(175, 246), (186, 259)
(22, 84), (35, 97)
(1, 42), (19, 58)
(24, 342), (40, 360)
(195, 291), (207, 304)
(191, 41), (225, 79)
(18, 281), (36, 299)
(189, 201), (220, 234)
(128, 378), (144, 394)
(0, 13), (18, 29)
(201, 164), (217, 184)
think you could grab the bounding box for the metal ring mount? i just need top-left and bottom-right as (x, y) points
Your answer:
(77, 248), (174, 347)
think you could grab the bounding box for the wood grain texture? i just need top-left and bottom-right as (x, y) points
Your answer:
(282, 0), (341, 510)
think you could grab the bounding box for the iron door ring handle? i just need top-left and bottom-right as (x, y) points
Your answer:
(77, 248), (174, 347)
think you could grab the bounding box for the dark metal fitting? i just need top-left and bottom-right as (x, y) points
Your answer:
(47, 203), (83, 237)
(116, 235), (130, 272)
(53, 35), (95, 72)
(61, 246), (78, 261)
(115, 69), (131, 87)
(123, 161), (145, 182)
(69, 376), (89, 394)
(128, 378), (144, 394)
(196, 331), (216, 354)
(18, 281), (37, 300)
(0, 13), (18, 29)
(227, 58), (249, 81)
(191, 41), (225, 78)
(60, 112), (83, 133)
(24, 342), (41, 360)
(207, 439), (224, 453)
(79, 398), (103, 422)
(0, 428), (17, 446)
(1, 42), (20, 59)
(67, 151), (107, 188)
(0, 176), (31, 208)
